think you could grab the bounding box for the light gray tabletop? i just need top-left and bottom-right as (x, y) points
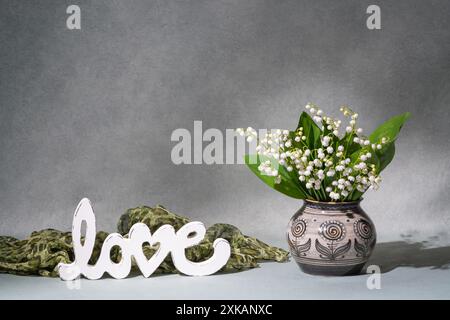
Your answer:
(1, 239), (449, 300)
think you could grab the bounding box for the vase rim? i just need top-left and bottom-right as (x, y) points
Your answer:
(304, 198), (362, 205)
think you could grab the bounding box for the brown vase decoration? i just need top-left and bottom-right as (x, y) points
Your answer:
(238, 104), (410, 276)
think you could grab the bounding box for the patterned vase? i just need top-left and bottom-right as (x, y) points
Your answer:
(287, 199), (376, 276)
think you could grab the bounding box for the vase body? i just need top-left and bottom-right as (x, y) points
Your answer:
(287, 200), (376, 276)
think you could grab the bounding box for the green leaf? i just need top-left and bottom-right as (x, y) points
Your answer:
(340, 131), (362, 157)
(244, 154), (307, 199)
(296, 112), (322, 149)
(369, 112), (411, 144)
(369, 112), (409, 173)
(350, 190), (363, 201)
(375, 142), (395, 172)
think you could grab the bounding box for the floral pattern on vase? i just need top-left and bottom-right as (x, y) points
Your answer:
(287, 199), (376, 276)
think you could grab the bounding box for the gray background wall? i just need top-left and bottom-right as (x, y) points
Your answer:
(1, 0), (449, 244)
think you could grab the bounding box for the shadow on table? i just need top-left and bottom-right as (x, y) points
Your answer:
(364, 241), (450, 273)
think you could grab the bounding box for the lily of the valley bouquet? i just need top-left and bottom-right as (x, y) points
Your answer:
(238, 104), (410, 202)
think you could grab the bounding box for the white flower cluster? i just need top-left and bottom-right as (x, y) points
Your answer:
(239, 104), (388, 202)
(236, 127), (257, 142)
(253, 129), (291, 184)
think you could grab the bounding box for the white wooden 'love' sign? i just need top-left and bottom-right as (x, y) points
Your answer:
(58, 198), (231, 280)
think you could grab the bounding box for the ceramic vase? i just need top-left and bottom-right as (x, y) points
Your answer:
(287, 199), (376, 276)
